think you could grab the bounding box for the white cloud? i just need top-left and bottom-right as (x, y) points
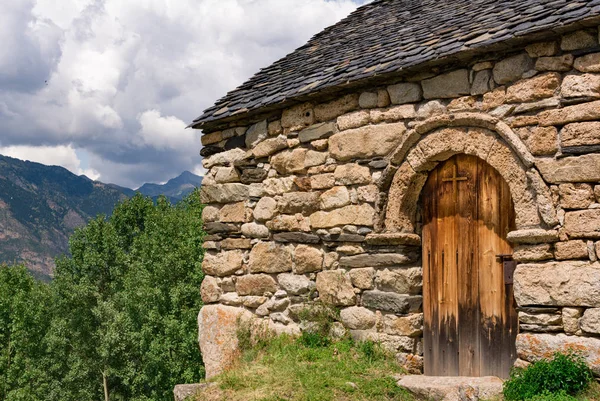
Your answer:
(0, 144), (101, 180)
(0, 0), (369, 187)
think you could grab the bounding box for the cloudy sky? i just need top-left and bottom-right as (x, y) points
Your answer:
(0, 0), (368, 188)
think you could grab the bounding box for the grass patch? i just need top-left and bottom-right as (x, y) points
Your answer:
(195, 334), (416, 401)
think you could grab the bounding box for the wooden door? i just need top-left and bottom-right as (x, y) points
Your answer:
(421, 154), (518, 378)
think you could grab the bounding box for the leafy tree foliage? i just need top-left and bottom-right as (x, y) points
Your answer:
(0, 191), (205, 401)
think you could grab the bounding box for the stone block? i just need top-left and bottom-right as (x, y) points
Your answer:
(375, 267), (422, 294)
(309, 204), (375, 228)
(253, 197), (277, 222)
(248, 242), (293, 273)
(268, 120), (282, 136)
(514, 261), (600, 307)
(362, 290), (421, 314)
(349, 267), (375, 289)
(298, 122), (337, 143)
(340, 306), (376, 329)
(525, 41), (559, 57)
(513, 244), (553, 262)
(273, 232), (320, 244)
(220, 238), (252, 250)
(316, 270), (356, 306)
(580, 308), (600, 334)
(482, 86), (506, 111)
(383, 313), (423, 337)
(561, 74), (600, 99)
(561, 30), (597, 51)
(506, 229), (559, 244)
(370, 105), (416, 123)
(263, 176), (296, 195)
(241, 222), (270, 239)
(555, 240), (589, 260)
(561, 122), (600, 148)
(357, 185), (378, 203)
(277, 273), (315, 295)
(252, 135), (288, 158)
(200, 183), (249, 204)
(201, 276), (221, 303)
(278, 192), (320, 214)
(281, 102), (314, 130)
(310, 173), (336, 190)
(574, 53), (600, 73)
(471, 69), (493, 95)
(203, 148), (248, 169)
(516, 333), (600, 375)
(329, 122), (405, 161)
(534, 54), (574, 72)
(359, 91), (379, 108)
(236, 274), (278, 296)
(219, 201), (247, 223)
(422, 69), (470, 99)
(537, 154), (600, 183)
(518, 312), (562, 326)
(314, 94), (359, 123)
(320, 186), (350, 210)
(245, 120), (268, 148)
(198, 304), (253, 379)
(304, 150), (328, 168)
(174, 384), (212, 401)
(266, 214), (310, 232)
(388, 82), (423, 104)
(337, 110), (370, 131)
(564, 209), (600, 239)
(271, 148), (308, 174)
(558, 183), (594, 209)
(202, 251), (244, 277)
(539, 100), (600, 126)
(493, 53), (534, 85)
(202, 205), (220, 222)
(562, 307), (583, 334)
(339, 253), (415, 268)
(201, 131), (223, 146)
(214, 166), (240, 183)
(505, 73), (560, 103)
(294, 245), (324, 274)
(334, 164), (371, 185)
(516, 126), (558, 156)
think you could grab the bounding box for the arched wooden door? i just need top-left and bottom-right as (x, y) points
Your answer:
(421, 154), (518, 378)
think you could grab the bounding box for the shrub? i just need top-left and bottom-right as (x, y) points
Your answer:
(527, 391), (578, 401)
(299, 331), (331, 348)
(503, 352), (594, 401)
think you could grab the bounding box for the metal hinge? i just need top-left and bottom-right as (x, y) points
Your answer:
(496, 254), (516, 285)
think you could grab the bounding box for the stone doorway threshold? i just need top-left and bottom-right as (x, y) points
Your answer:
(397, 375), (504, 401)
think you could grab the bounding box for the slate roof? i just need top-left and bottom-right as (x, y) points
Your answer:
(191, 0), (600, 129)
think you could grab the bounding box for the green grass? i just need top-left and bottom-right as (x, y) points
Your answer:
(195, 334), (416, 401)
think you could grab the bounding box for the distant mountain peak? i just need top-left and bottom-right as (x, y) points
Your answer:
(136, 171), (202, 200)
(0, 154), (202, 279)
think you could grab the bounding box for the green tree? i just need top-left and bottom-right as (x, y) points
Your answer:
(48, 191), (205, 400)
(0, 264), (51, 401)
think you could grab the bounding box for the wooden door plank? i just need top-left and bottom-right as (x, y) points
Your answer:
(456, 155), (480, 377)
(437, 159), (460, 376)
(422, 168), (437, 375)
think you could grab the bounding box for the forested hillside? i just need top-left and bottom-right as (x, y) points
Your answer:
(0, 155), (202, 279)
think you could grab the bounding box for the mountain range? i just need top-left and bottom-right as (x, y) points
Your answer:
(0, 154), (202, 280)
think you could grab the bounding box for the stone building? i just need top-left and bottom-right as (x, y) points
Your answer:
(191, 0), (600, 380)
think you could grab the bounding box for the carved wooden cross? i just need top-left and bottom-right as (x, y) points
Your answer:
(442, 164), (468, 202)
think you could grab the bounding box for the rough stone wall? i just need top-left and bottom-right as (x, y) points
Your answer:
(198, 26), (600, 378)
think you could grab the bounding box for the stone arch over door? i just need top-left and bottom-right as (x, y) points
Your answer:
(381, 113), (557, 234)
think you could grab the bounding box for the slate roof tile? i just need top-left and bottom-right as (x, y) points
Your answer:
(191, 0), (600, 128)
